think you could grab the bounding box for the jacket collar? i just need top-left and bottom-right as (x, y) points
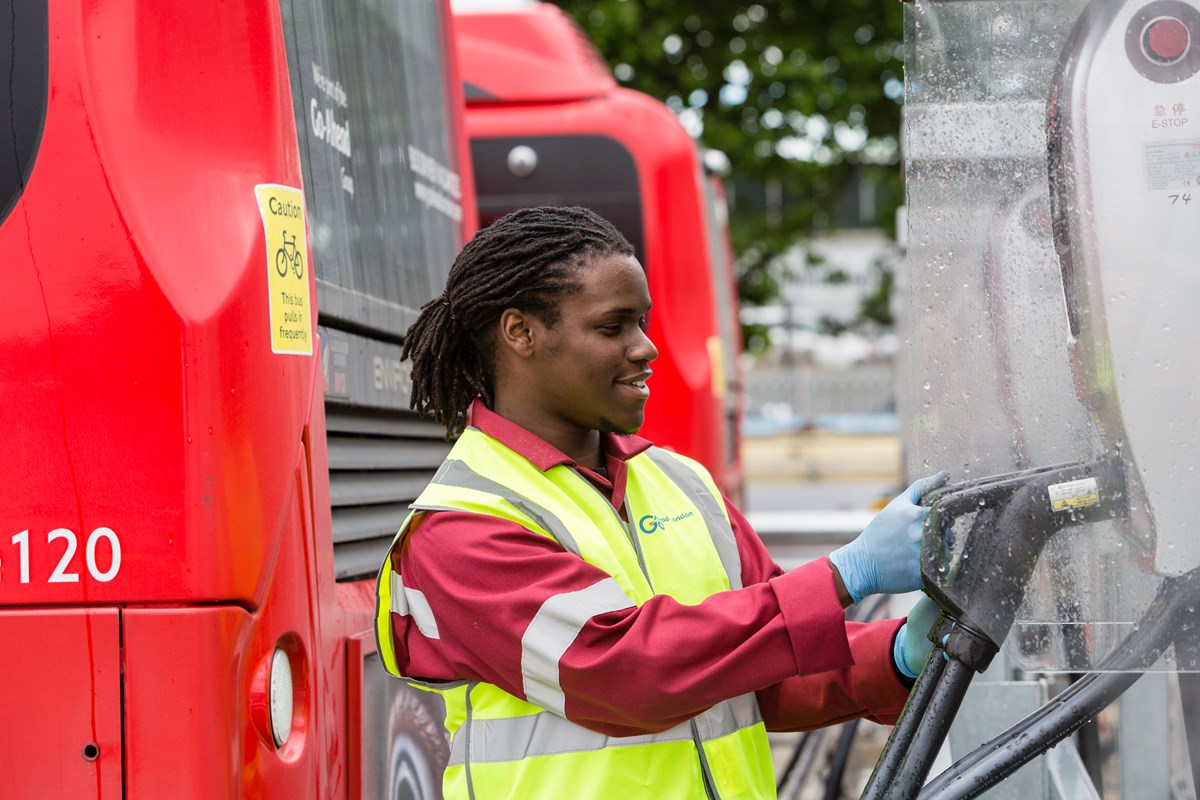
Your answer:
(467, 398), (653, 473)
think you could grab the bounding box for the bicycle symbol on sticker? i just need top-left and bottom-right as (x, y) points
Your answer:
(255, 183), (313, 356)
(275, 230), (304, 279)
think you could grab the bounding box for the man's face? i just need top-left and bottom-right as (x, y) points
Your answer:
(530, 253), (658, 436)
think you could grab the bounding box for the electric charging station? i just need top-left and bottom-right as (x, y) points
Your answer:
(874, 0), (1200, 796)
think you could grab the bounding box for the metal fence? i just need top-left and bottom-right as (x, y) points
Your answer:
(744, 361), (896, 418)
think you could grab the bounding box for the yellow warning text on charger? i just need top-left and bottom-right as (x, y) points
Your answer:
(1048, 477), (1100, 512)
(255, 184), (312, 355)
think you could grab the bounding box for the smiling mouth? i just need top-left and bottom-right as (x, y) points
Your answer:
(614, 372), (651, 394)
(615, 372), (652, 390)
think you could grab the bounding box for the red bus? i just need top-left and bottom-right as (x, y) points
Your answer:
(0, 1), (474, 797)
(1, 1), (745, 796)
(455, 2), (746, 502)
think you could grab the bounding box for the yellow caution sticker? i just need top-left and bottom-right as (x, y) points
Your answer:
(1048, 477), (1100, 512)
(255, 184), (313, 355)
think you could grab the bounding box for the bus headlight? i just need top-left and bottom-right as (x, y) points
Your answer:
(269, 647), (294, 747)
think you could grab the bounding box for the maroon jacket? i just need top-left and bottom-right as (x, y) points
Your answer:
(387, 400), (912, 736)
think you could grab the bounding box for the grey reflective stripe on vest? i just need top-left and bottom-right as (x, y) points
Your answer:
(448, 692), (763, 767)
(521, 577), (636, 716)
(642, 448), (743, 590)
(464, 681), (479, 800)
(421, 458), (582, 557)
(391, 571), (441, 640)
(692, 691), (762, 744)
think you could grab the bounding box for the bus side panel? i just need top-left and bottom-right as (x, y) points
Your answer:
(0, 610), (122, 799)
(123, 451), (322, 798)
(1, 0), (313, 605)
(122, 607), (253, 798)
(0, 0), (190, 606)
(3, 2), (334, 795)
(78, 0), (313, 604)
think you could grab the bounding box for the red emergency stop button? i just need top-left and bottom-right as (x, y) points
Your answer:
(1143, 16), (1191, 63)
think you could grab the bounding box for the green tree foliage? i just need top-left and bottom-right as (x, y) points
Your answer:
(549, 0), (904, 312)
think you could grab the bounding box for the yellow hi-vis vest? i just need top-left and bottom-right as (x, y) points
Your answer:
(375, 428), (776, 799)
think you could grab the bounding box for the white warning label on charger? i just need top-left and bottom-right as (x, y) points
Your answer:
(1143, 138), (1200, 191)
(1048, 477), (1100, 512)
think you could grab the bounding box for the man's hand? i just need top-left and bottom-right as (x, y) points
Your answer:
(827, 472), (948, 604)
(893, 595), (943, 679)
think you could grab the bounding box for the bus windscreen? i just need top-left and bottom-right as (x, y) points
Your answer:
(280, 0), (465, 341)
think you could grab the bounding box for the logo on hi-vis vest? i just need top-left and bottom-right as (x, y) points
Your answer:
(637, 511), (695, 534)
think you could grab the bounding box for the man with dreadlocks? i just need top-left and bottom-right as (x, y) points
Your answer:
(375, 206), (945, 799)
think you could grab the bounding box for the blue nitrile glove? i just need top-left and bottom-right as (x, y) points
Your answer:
(827, 472), (948, 604)
(893, 595), (943, 679)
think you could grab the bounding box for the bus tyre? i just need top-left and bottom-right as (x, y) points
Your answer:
(387, 688), (449, 800)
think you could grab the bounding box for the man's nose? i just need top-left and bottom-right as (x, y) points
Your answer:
(631, 328), (658, 363)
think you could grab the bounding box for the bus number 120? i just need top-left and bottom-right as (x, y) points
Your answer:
(8, 528), (122, 584)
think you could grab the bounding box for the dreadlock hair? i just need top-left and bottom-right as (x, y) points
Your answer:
(403, 206), (636, 436)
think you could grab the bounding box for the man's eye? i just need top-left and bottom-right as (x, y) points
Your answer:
(599, 324), (622, 334)
(639, 316), (649, 330)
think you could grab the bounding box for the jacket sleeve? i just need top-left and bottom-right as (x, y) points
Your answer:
(755, 619), (911, 730)
(390, 509), (861, 737)
(724, 497), (913, 728)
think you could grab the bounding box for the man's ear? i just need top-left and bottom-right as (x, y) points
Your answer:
(497, 307), (537, 359)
